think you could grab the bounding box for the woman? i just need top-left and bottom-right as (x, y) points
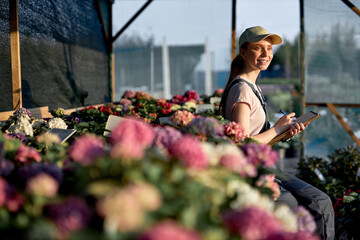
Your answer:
(219, 26), (335, 240)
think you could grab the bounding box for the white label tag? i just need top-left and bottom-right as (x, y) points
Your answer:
(314, 168), (325, 182)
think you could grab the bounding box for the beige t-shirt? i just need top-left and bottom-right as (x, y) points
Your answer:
(225, 80), (266, 136)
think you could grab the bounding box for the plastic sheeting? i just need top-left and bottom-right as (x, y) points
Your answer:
(0, 0), (110, 112)
(304, 0), (360, 157)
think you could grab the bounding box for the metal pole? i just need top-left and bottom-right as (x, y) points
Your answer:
(341, 0), (360, 17)
(231, 0), (237, 60)
(299, 0), (306, 159)
(112, 0), (153, 43)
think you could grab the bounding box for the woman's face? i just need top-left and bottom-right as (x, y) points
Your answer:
(240, 37), (273, 72)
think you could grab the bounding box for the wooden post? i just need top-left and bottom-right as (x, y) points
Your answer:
(326, 103), (360, 148)
(108, 0), (114, 102)
(9, 0), (22, 110)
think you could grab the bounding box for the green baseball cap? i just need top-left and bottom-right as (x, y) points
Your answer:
(238, 26), (282, 49)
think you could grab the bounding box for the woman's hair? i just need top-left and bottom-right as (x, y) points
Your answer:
(218, 43), (249, 117)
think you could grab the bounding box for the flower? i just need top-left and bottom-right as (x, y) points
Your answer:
(241, 143), (279, 167)
(256, 174), (281, 200)
(168, 135), (208, 169)
(153, 126), (182, 150)
(6, 115), (34, 137)
(15, 144), (42, 164)
(26, 173), (59, 197)
(186, 117), (224, 140)
(120, 98), (132, 109)
(17, 163), (63, 184)
(222, 207), (284, 240)
(0, 159), (14, 176)
(110, 117), (155, 147)
(44, 197), (91, 239)
(213, 88), (224, 96)
(182, 101), (197, 111)
(97, 188), (145, 233)
(294, 206), (317, 234)
(68, 134), (106, 166)
(184, 90), (198, 101)
(13, 107), (32, 119)
(6, 132), (28, 143)
(123, 89), (136, 99)
(135, 91), (154, 101)
(170, 110), (195, 127)
(265, 231), (320, 240)
(157, 101), (172, 115)
(273, 204), (298, 232)
(48, 118), (68, 129)
(138, 220), (202, 240)
(219, 153), (257, 178)
(0, 177), (24, 212)
(224, 122), (248, 143)
(127, 182), (162, 211)
(36, 132), (61, 146)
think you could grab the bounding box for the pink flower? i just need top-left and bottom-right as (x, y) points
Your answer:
(153, 126), (182, 150)
(27, 173), (59, 197)
(168, 135), (208, 169)
(138, 220), (202, 240)
(110, 142), (145, 160)
(219, 154), (257, 177)
(68, 134), (106, 166)
(170, 110), (195, 127)
(110, 117), (155, 148)
(15, 144), (41, 164)
(224, 122), (248, 143)
(222, 207), (284, 240)
(214, 88), (224, 96)
(265, 231), (320, 240)
(123, 90), (136, 99)
(241, 143), (279, 167)
(256, 174), (280, 200)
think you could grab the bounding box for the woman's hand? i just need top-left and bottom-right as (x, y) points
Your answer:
(273, 112), (296, 135)
(274, 112), (306, 141)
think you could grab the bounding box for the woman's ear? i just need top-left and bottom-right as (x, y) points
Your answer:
(239, 48), (247, 60)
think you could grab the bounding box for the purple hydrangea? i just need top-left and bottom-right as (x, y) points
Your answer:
(153, 126), (182, 150)
(186, 117), (224, 139)
(44, 197), (91, 239)
(241, 143), (279, 167)
(13, 108), (32, 118)
(17, 163), (63, 186)
(6, 133), (28, 144)
(0, 160), (14, 177)
(294, 206), (317, 234)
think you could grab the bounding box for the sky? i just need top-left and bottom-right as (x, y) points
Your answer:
(112, 0), (300, 70)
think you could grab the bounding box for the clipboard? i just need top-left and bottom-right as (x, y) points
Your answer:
(268, 111), (320, 146)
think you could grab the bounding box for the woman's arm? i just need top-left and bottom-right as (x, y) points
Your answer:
(232, 102), (305, 144)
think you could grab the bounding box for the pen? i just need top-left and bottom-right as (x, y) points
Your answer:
(280, 109), (287, 116)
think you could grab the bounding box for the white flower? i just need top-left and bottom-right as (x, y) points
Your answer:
(182, 101), (197, 111)
(171, 104), (182, 111)
(204, 142), (244, 166)
(48, 118), (67, 129)
(226, 180), (274, 212)
(6, 115), (34, 137)
(274, 204), (298, 232)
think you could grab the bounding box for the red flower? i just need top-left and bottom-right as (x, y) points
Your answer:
(99, 106), (114, 115)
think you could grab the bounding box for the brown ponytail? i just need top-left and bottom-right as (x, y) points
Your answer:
(218, 43), (248, 117)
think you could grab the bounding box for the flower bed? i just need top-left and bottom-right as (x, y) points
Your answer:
(0, 90), (321, 239)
